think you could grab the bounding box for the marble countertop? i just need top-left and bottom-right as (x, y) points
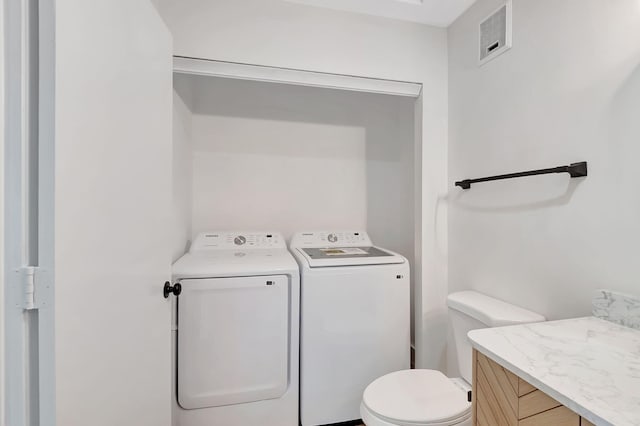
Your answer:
(468, 316), (640, 426)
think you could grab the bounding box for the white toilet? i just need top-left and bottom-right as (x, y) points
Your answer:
(360, 291), (545, 426)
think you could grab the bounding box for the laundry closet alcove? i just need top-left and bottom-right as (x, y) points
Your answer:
(171, 57), (423, 343)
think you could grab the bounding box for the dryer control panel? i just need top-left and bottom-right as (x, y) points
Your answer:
(191, 232), (285, 251)
(289, 231), (372, 248)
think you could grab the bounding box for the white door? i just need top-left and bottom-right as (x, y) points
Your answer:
(54, 1), (173, 425)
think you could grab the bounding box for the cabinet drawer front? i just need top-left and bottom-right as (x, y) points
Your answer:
(518, 406), (580, 426)
(518, 389), (562, 419)
(518, 378), (537, 397)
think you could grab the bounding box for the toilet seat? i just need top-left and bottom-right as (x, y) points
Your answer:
(361, 370), (471, 426)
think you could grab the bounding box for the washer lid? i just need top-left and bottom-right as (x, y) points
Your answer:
(296, 246), (405, 267)
(362, 370), (471, 425)
(302, 246), (404, 267)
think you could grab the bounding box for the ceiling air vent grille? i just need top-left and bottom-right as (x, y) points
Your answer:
(479, 0), (512, 66)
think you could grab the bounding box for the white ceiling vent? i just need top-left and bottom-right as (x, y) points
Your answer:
(479, 0), (512, 66)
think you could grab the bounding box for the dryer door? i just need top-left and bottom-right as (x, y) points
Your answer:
(177, 275), (289, 409)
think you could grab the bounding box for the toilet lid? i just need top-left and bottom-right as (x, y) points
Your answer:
(362, 369), (471, 425)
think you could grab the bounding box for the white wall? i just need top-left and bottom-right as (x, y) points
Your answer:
(187, 76), (416, 240)
(189, 77), (367, 238)
(172, 75), (193, 261)
(156, 0), (449, 369)
(448, 0), (640, 372)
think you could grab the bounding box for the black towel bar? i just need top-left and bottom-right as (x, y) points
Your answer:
(455, 162), (587, 190)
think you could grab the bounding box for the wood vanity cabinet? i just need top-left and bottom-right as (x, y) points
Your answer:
(472, 350), (596, 426)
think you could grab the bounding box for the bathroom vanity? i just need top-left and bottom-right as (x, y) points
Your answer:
(468, 314), (640, 426)
(472, 349), (594, 426)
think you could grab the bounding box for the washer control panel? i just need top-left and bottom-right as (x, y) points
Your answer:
(290, 231), (372, 248)
(191, 232), (285, 251)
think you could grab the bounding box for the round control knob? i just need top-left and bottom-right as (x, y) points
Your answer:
(327, 233), (338, 243)
(234, 235), (246, 245)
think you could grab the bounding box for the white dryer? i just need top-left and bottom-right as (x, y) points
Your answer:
(290, 231), (410, 426)
(171, 231), (299, 426)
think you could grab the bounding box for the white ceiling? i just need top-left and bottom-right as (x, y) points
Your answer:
(283, 0), (477, 27)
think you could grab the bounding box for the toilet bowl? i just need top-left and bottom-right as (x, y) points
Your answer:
(360, 291), (545, 426)
(361, 370), (471, 426)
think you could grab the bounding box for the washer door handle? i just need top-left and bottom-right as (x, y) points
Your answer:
(163, 281), (182, 298)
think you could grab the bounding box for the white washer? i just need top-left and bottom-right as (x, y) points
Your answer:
(290, 231), (410, 426)
(171, 231), (299, 426)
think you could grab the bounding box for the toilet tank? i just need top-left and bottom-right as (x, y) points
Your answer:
(447, 291), (545, 384)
